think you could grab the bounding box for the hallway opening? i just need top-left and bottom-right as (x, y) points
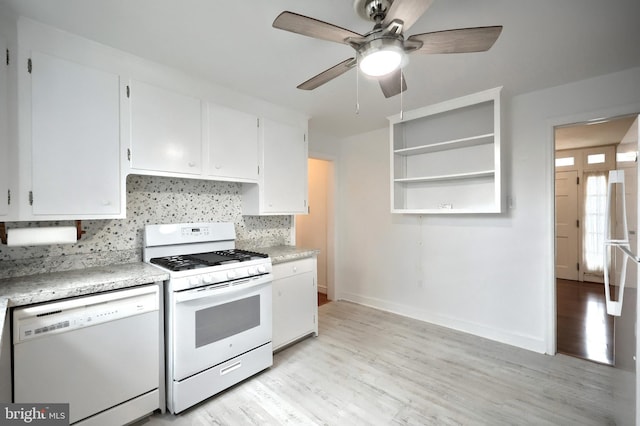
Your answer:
(554, 115), (637, 364)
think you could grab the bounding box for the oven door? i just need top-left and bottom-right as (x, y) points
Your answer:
(171, 274), (272, 381)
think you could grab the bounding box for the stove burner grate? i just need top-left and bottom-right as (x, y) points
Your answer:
(150, 249), (268, 272)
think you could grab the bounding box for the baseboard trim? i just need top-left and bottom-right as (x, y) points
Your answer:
(337, 292), (547, 354)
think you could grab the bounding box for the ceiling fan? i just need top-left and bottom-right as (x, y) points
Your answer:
(273, 0), (503, 98)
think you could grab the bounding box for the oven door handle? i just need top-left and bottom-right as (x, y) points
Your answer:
(174, 275), (272, 303)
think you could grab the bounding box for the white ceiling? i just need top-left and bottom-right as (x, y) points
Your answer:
(555, 115), (638, 151)
(1, 0), (639, 139)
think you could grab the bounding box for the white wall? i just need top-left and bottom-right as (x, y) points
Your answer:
(328, 67), (640, 353)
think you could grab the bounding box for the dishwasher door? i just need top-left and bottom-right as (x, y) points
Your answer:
(13, 285), (160, 425)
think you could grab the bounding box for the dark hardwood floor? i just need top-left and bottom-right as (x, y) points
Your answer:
(556, 278), (614, 365)
(317, 292), (329, 306)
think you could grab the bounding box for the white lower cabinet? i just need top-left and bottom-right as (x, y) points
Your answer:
(272, 257), (318, 351)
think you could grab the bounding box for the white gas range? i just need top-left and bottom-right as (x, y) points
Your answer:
(143, 222), (273, 414)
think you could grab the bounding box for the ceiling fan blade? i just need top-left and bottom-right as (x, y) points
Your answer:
(297, 58), (357, 91)
(408, 26), (503, 54)
(382, 0), (434, 32)
(273, 11), (364, 45)
(379, 68), (407, 98)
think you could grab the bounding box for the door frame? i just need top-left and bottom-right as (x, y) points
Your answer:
(293, 152), (337, 301)
(547, 103), (640, 355)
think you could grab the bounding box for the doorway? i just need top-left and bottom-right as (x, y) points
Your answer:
(296, 158), (335, 304)
(554, 115), (637, 364)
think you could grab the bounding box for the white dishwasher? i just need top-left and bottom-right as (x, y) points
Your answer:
(13, 284), (162, 425)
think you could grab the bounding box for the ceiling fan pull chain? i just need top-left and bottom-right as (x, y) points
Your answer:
(400, 67), (404, 120)
(356, 56), (360, 114)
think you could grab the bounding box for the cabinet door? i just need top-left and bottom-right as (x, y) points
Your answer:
(261, 118), (307, 214)
(207, 104), (258, 181)
(0, 35), (8, 217)
(130, 80), (202, 175)
(272, 270), (316, 350)
(30, 51), (120, 216)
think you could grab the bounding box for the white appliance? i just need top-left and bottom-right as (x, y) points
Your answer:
(12, 285), (161, 425)
(603, 115), (639, 426)
(143, 222), (273, 414)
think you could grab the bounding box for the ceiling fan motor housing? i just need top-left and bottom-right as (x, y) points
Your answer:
(354, 0), (393, 22)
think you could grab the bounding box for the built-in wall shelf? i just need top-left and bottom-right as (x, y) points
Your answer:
(393, 133), (495, 156)
(394, 170), (495, 183)
(389, 87), (502, 214)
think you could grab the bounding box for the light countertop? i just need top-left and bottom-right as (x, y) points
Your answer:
(0, 262), (169, 308)
(249, 245), (319, 264)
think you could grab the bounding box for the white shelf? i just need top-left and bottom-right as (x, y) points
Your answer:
(388, 87), (502, 214)
(394, 133), (494, 156)
(394, 170), (495, 183)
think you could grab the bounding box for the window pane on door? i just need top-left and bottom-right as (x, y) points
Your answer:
(584, 173), (607, 272)
(195, 295), (260, 348)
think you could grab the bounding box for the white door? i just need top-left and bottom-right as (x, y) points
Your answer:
(556, 170), (580, 280)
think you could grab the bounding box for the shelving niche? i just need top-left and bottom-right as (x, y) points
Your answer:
(389, 87), (502, 214)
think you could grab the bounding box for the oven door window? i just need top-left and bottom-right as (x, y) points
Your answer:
(195, 295), (260, 348)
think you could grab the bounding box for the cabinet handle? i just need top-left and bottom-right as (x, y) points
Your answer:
(101, 200), (111, 206)
(293, 266), (297, 272)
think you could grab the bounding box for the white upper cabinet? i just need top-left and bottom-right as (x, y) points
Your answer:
(242, 118), (308, 215)
(207, 103), (258, 182)
(389, 87), (502, 214)
(129, 80), (202, 176)
(28, 51), (121, 217)
(7, 18), (308, 221)
(0, 35), (9, 217)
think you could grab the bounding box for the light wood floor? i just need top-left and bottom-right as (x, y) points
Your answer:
(143, 301), (615, 425)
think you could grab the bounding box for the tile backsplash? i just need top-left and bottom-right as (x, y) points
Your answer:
(0, 175), (292, 279)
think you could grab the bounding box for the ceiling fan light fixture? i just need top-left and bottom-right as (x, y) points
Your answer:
(358, 39), (407, 77)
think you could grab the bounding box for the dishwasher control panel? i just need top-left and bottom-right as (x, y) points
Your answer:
(13, 285), (159, 343)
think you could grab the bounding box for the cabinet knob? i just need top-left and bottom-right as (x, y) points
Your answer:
(101, 200), (111, 206)
(293, 266), (297, 272)
(188, 161), (196, 167)
(215, 164), (222, 170)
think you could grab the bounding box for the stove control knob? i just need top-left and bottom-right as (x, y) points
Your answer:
(189, 276), (201, 286)
(247, 267), (257, 276)
(257, 265), (266, 274)
(203, 275), (214, 284)
(227, 271), (236, 279)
